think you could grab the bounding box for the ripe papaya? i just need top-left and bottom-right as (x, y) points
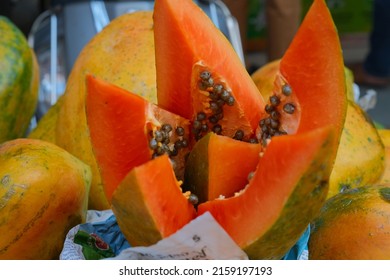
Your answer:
(251, 60), (382, 199)
(95, 0), (347, 260)
(55, 11), (156, 210)
(111, 155), (196, 246)
(0, 138), (91, 259)
(154, 0), (265, 142)
(0, 16), (39, 143)
(85, 74), (191, 202)
(309, 184), (390, 260)
(328, 100), (385, 198)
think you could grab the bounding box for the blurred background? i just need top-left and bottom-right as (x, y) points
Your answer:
(1, 0), (389, 127)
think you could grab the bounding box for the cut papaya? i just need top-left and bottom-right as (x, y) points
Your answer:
(56, 11), (156, 210)
(85, 75), (191, 202)
(255, 0), (347, 149)
(183, 132), (261, 203)
(154, 0), (265, 141)
(111, 155), (196, 246)
(197, 126), (335, 259)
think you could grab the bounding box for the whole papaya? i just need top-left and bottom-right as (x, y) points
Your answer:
(0, 16), (39, 143)
(0, 138), (91, 259)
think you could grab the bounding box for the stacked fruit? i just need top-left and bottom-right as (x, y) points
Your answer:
(1, 0), (390, 259)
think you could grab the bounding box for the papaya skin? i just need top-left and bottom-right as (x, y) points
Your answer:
(28, 94), (64, 143)
(309, 185), (390, 260)
(56, 11), (156, 210)
(328, 100), (385, 198)
(0, 138), (91, 259)
(0, 16), (39, 143)
(378, 129), (390, 184)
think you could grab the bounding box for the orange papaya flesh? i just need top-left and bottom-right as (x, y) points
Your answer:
(154, 0), (265, 141)
(183, 132), (262, 204)
(111, 155), (196, 247)
(85, 75), (191, 202)
(256, 0), (347, 149)
(197, 126), (335, 259)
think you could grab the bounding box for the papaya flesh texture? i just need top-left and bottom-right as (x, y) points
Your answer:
(309, 185), (390, 260)
(86, 75), (191, 202)
(154, 0), (265, 142)
(183, 132), (262, 203)
(328, 100), (385, 198)
(378, 129), (390, 184)
(0, 138), (91, 259)
(0, 16), (39, 143)
(198, 126), (335, 259)
(56, 11), (156, 210)
(111, 155), (196, 247)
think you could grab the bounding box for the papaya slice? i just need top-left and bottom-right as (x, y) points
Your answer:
(197, 126), (335, 259)
(85, 74), (191, 202)
(183, 132), (262, 203)
(111, 155), (196, 247)
(255, 0), (347, 149)
(154, 0), (265, 141)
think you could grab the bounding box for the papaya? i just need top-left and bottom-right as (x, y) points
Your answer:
(55, 11), (156, 210)
(0, 16), (39, 143)
(378, 129), (390, 184)
(198, 126), (335, 259)
(328, 100), (385, 198)
(94, 0), (347, 260)
(183, 132), (262, 203)
(85, 74), (191, 202)
(309, 184), (390, 260)
(111, 155), (196, 247)
(0, 138), (91, 259)
(251, 60), (381, 199)
(28, 94), (64, 143)
(154, 0), (265, 142)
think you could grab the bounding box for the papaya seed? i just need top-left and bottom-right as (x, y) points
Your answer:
(282, 84), (292, 96)
(283, 103), (296, 114)
(162, 123), (173, 133)
(154, 130), (164, 142)
(196, 112), (207, 121)
(149, 138), (158, 150)
(188, 193), (199, 205)
(270, 95), (280, 106)
(226, 95), (235, 106)
(233, 130), (244, 140)
(200, 71), (211, 80)
(175, 126), (185, 136)
(212, 124), (222, 134)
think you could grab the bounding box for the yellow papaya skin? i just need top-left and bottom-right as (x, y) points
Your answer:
(28, 94), (64, 143)
(56, 11), (156, 210)
(309, 185), (390, 260)
(328, 100), (385, 198)
(0, 138), (91, 259)
(378, 129), (390, 184)
(0, 16), (39, 143)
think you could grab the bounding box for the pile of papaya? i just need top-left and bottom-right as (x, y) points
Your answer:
(1, 0), (390, 260)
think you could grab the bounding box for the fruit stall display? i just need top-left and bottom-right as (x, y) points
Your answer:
(1, 0), (390, 260)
